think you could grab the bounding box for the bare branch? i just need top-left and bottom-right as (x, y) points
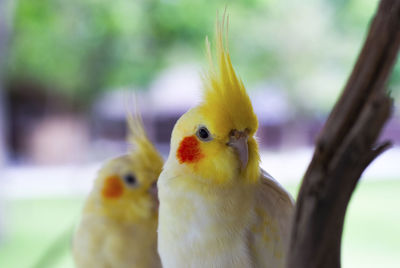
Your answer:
(287, 1), (400, 267)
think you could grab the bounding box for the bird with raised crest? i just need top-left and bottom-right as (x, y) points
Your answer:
(157, 14), (294, 268)
(73, 111), (163, 268)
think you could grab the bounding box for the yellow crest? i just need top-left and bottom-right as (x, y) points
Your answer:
(200, 14), (258, 137)
(126, 109), (163, 172)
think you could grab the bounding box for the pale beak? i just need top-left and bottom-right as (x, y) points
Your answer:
(227, 130), (249, 171)
(149, 182), (159, 208)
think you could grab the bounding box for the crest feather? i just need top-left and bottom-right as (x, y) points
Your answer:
(126, 106), (163, 170)
(201, 13), (258, 136)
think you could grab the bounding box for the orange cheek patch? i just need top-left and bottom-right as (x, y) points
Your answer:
(102, 175), (123, 199)
(177, 135), (204, 164)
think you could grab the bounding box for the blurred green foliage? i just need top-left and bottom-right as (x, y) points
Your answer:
(5, 0), (399, 110)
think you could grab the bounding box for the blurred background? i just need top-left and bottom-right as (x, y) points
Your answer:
(0, 0), (399, 267)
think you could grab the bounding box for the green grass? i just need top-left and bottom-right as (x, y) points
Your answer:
(342, 180), (400, 267)
(0, 197), (84, 268)
(0, 180), (399, 267)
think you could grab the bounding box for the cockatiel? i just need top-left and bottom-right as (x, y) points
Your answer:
(73, 112), (163, 268)
(157, 15), (294, 268)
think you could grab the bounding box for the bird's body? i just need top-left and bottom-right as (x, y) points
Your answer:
(158, 154), (293, 268)
(158, 164), (255, 267)
(158, 15), (294, 268)
(73, 113), (163, 268)
(73, 212), (159, 268)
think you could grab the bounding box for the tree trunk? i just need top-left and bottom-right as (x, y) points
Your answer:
(287, 0), (400, 267)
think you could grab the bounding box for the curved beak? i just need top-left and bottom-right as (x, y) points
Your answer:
(149, 182), (159, 208)
(227, 130), (249, 171)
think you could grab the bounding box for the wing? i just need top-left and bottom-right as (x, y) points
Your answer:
(248, 169), (295, 268)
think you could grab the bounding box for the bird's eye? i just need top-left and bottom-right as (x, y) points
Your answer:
(123, 173), (137, 187)
(196, 126), (212, 141)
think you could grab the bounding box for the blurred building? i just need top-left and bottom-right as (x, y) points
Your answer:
(5, 81), (89, 164)
(4, 61), (400, 166)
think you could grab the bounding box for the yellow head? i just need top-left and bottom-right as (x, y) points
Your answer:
(86, 112), (163, 222)
(170, 16), (260, 185)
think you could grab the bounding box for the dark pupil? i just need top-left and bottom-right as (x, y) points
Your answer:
(124, 174), (136, 185)
(199, 128), (209, 139)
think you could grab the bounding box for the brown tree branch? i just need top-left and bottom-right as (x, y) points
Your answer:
(287, 1), (400, 267)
